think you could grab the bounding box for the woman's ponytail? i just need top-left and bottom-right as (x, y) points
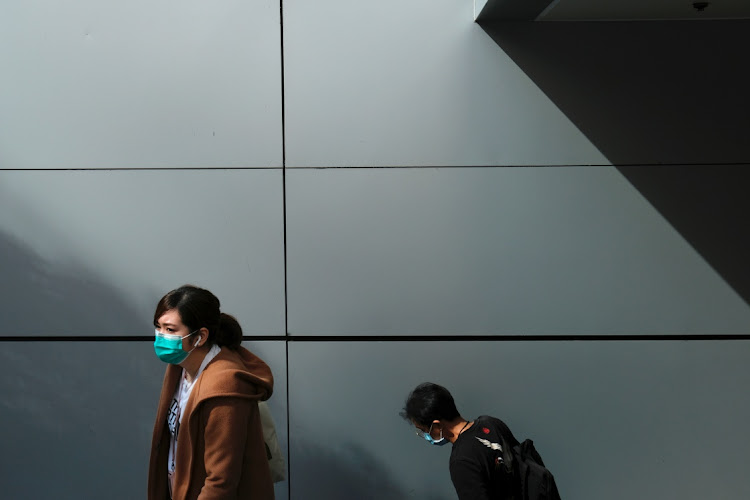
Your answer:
(214, 312), (243, 350)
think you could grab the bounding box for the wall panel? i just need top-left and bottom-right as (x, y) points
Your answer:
(287, 340), (750, 500)
(0, 169), (286, 336)
(283, 0), (607, 167)
(0, 0), (282, 169)
(286, 167), (750, 336)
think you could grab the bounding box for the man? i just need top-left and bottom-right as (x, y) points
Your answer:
(401, 382), (522, 500)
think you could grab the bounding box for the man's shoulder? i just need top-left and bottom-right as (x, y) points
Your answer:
(477, 415), (516, 435)
(449, 416), (507, 479)
(452, 416), (502, 457)
(454, 415), (519, 455)
(472, 415), (510, 436)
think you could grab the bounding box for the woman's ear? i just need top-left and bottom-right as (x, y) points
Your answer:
(195, 327), (210, 347)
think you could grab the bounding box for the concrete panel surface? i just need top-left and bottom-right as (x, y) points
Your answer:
(0, 169), (286, 336)
(287, 340), (750, 500)
(286, 167), (750, 336)
(0, 0), (282, 169)
(283, 0), (607, 167)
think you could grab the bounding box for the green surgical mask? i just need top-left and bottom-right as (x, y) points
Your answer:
(153, 329), (200, 364)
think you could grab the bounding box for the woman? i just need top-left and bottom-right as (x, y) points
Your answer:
(147, 285), (275, 500)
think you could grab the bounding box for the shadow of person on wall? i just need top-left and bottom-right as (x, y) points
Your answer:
(291, 439), (451, 500)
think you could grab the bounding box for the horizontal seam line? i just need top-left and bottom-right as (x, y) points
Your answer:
(2, 162), (748, 172)
(1, 334), (748, 342)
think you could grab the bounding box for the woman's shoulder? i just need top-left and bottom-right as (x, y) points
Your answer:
(198, 346), (273, 400)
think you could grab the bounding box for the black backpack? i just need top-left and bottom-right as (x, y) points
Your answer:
(496, 431), (561, 500)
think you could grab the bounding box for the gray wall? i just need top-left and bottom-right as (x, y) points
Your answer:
(1, 1), (749, 499)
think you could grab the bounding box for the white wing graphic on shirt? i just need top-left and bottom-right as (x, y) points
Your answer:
(475, 437), (503, 451)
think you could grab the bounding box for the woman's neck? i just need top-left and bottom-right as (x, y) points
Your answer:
(180, 345), (211, 383)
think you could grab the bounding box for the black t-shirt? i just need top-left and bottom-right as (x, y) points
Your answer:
(449, 415), (521, 500)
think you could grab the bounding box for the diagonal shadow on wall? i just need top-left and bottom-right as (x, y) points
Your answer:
(0, 230), (166, 498)
(0, 230), (147, 336)
(478, 20), (750, 307)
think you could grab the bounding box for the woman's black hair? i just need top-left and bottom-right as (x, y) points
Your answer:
(400, 382), (460, 426)
(153, 284), (243, 350)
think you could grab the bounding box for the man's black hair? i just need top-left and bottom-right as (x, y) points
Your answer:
(400, 382), (460, 427)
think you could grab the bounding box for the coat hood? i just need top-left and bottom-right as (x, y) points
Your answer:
(192, 346), (273, 404)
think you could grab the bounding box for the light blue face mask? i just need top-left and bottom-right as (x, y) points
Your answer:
(423, 423), (448, 446)
(153, 329), (200, 365)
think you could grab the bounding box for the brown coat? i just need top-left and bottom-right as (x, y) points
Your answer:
(148, 347), (275, 500)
